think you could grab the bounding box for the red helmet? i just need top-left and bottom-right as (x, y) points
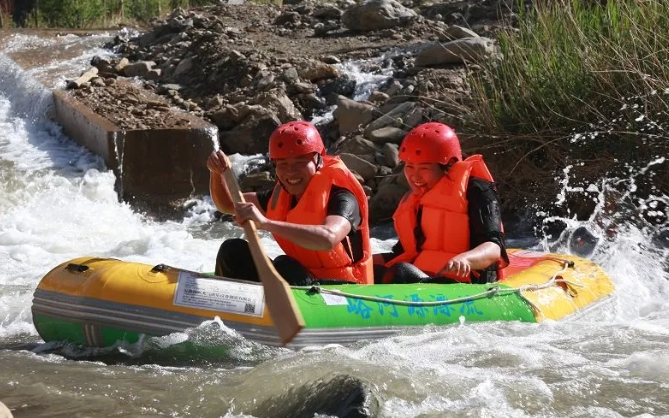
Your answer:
(398, 122), (462, 164)
(269, 121), (325, 160)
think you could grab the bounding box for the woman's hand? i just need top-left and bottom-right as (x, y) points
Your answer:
(437, 253), (472, 279)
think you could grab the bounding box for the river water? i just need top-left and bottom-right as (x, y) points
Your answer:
(1, 31), (669, 418)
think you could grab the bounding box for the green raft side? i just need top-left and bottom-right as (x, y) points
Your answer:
(32, 314), (235, 360)
(32, 313), (145, 347)
(292, 282), (537, 328)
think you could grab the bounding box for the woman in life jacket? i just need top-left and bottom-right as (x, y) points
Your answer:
(373, 122), (509, 284)
(207, 121), (373, 286)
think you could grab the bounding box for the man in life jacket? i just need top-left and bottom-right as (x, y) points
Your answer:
(373, 122), (509, 284)
(207, 121), (373, 286)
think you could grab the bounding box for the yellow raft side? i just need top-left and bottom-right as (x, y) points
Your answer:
(37, 257), (278, 327)
(503, 250), (615, 321)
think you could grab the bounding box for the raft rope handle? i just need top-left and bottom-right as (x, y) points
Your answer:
(516, 261), (583, 294)
(296, 285), (503, 307)
(293, 261), (580, 308)
(514, 260), (583, 317)
(543, 257), (575, 268)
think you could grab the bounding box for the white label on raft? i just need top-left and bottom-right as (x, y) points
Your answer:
(173, 271), (265, 317)
(321, 292), (348, 306)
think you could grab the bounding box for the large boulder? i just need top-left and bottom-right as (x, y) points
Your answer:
(0, 401), (12, 418)
(296, 59), (340, 82)
(339, 153), (377, 182)
(415, 37), (496, 67)
(254, 90), (303, 121)
(333, 96), (375, 135)
(220, 107), (281, 154)
(369, 179), (409, 223)
(342, 0), (416, 32)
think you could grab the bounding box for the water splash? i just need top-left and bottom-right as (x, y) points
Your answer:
(4, 32), (116, 88)
(334, 57), (395, 101)
(205, 123), (219, 151)
(0, 52), (53, 122)
(31, 317), (283, 367)
(311, 54), (395, 126)
(534, 107), (669, 325)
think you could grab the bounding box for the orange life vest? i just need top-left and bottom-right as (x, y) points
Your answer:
(265, 155), (373, 284)
(386, 155), (505, 282)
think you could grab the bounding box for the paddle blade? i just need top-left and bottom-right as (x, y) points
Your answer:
(221, 163), (304, 345)
(244, 226), (304, 345)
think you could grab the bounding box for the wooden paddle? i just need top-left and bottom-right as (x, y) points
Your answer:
(221, 157), (304, 346)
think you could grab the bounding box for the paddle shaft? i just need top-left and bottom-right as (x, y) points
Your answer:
(221, 161), (304, 345)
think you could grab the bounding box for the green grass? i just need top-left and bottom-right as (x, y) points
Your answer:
(469, 0), (669, 137)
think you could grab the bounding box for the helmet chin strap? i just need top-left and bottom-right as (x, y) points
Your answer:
(315, 153), (323, 170)
(440, 157), (458, 173)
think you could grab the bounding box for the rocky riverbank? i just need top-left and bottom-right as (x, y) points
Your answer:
(64, 0), (524, 223)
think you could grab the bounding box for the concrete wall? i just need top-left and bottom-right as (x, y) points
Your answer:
(52, 89), (218, 219)
(52, 90), (120, 171)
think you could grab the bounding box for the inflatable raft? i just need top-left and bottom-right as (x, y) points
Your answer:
(32, 249), (614, 349)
